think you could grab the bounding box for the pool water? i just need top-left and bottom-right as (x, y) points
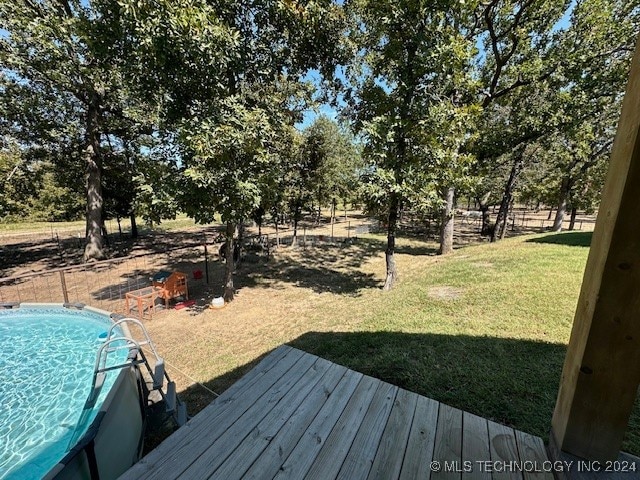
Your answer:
(0, 308), (129, 480)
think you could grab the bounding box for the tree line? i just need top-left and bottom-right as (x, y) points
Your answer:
(1, 0), (638, 297)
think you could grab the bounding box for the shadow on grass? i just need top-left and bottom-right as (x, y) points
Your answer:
(239, 238), (385, 296)
(85, 234), (437, 308)
(527, 231), (592, 247)
(156, 331), (640, 458)
(240, 236), (439, 296)
(172, 332), (567, 444)
(290, 331), (565, 441)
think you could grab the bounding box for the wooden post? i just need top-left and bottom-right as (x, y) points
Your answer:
(59, 271), (69, 303)
(551, 35), (640, 462)
(204, 244), (209, 284)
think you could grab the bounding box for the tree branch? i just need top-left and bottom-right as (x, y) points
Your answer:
(54, 0), (73, 18)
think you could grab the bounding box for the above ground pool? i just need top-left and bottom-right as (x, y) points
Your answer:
(0, 304), (139, 480)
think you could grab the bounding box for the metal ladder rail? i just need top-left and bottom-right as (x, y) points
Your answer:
(90, 337), (145, 409)
(107, 318), (187, 425)
(108, 318), (167, 389)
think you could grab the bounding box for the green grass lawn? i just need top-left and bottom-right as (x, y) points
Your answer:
(286, 230), (640, 455)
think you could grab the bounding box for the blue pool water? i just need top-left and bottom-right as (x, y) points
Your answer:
(0, 307), (129, 480)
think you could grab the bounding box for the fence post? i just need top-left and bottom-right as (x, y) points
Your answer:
(59, 271), (69, 303)
(204, 244), (210, 284)
(348, 221), (351, 239)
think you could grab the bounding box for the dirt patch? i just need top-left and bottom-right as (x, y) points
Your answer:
(427, 286), (464, 300)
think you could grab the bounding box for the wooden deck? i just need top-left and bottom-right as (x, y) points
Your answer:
(121, 345), (554, 480)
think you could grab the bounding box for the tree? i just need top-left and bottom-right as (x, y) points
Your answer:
(548, 0), (639, 231)
(472, 0), (639, 240)
(120, 0), (346, 301)
(345, 0), (477, 289)
(0, 0), (158, 259)
(0, 146), (34, 220)
(301, 116), (361, 224)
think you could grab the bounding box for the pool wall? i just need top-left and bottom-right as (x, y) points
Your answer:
(5, 303), (145, 480)
(44, 367), (144, 480)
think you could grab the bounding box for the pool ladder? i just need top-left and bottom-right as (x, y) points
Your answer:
(68, 318), (187, 449)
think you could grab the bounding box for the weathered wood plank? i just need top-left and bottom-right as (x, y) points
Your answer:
(178, 352), (320, 479)
(272, 368), (364, 480)
(241, 363), (349, 480)
(432, 404), (463, 480)
(487, 421), (522, 480)
(398, 395), (439, 480)
(336, 381), (398, 480)
(367, 388), (419, 480)
(208, 356), (336, 480)
(462, 412), (490, 480)
(120, 345), (300, 479)
(304, 375), (379, 480)
(514, 430), (552, 480)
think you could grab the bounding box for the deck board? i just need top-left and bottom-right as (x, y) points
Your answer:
(207, 356), (335, 480)
(462, 412), (491, 480)
(272, 368), (363, 479)
(120, 347), (555, 480)
(432, 404), (463, 480)
(335, 381), (398, 480)
(180, 352), (320, 478)
(514, 430), (554, 480)
(398, 395), (439, 480)
(367, 388), (418, 480)
(487, 421), (523, 480)
(241, 363), (348, 480)
(305, 375), (379, 480)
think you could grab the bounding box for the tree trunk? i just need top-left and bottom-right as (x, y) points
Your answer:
(383, 192), (400, 291)
(101, 219), (109, 247)
(331, 197), (337, 224)
(237, 221), (244, 264)
(477, 192), (492, 237)
(83, 98), (106, 261)
(223, 221), (235, 302)
(438, 187), (455, 254)
(292, 203), (300, 247)
(568, 207), (578, 231)
(547, 206), (554, 220)
(491, 152), (524, 242)
(117, 216), (123, 238)
(274, 214), (280, 247)
(130, 213), (138, 239)
(552, 177), (572, 232)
